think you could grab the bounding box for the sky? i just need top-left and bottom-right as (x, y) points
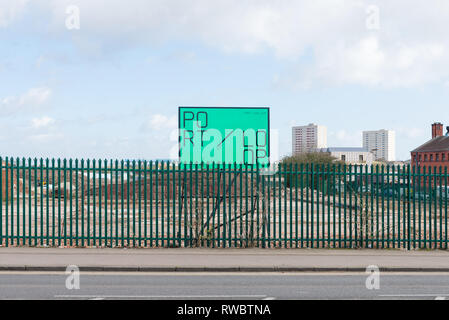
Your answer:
(1, 0), (449, 161)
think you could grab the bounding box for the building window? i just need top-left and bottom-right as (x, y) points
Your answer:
(436, 154), (440, 161)
(443, 153), (446, 161)
(359, 155), (364, 162)
(430, 154), (434, 162)
(424, 155), (428, 162)
(341, 155), (346, 161)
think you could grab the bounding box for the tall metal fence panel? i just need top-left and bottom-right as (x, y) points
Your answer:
(0, 157), (448, 249)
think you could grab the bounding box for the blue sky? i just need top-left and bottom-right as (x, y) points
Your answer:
(1, 0), (449, 161)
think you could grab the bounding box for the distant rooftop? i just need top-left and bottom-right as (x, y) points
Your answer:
(318, 147), (370, 153)
(292, 123), (317, 127)
(363, 129), (393, 132)
(411, 136), (449, 153)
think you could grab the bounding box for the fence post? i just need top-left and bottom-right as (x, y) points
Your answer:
(75, 158), (79, 247)
(0, 157), (2, 247)
(23, 158), (27, 246)
(407, 164), (411, 250)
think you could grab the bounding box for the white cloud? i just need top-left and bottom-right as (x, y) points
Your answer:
(19, 87), (52, 105)
(396, 127), (426, 139)
(0, 0), (29, 27)
(28, 133), (62, 142)
(330, 129), (363, 147)
(309, 37), (448, 87)
(31, 116), (55, 128)
(5, 1), (449, 87)
(0, 87), (52, 115)
(148, 114), (177, 130)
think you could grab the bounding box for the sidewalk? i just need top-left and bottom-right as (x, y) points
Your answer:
(1, 247), (449, 272)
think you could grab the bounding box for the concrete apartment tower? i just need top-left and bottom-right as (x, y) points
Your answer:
(362, 129), (396, 161)
(292, 123), (327, 155)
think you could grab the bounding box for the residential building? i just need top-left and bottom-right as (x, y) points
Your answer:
(292, 123), (327, 154)
(411, 123), (449, 175)
(362, 129), (396, 161)
(317, 147), (375, 165)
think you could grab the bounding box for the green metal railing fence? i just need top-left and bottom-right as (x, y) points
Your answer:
(0, 156), (448, 249)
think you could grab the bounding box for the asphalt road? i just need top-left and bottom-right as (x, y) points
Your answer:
(1, 272), (449, 300)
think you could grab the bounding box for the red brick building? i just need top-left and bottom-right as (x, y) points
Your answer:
(411, 123), (449, 175)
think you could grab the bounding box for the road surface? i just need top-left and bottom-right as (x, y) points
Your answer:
(1, 272), (449, 300)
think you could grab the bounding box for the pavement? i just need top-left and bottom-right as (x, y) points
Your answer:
(1, 247), (449, 272)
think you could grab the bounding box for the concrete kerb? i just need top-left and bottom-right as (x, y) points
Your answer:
(1, 266), (449, 272)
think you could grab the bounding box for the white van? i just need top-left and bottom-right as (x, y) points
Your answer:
(436, 186), (449, 199)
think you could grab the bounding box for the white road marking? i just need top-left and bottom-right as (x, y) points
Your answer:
(54, 294), (267, 299)
(380, 294), (449, 297)
(435, 296), (446, 300)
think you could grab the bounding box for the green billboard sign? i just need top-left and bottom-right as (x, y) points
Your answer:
(179, 107), (270, 166)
